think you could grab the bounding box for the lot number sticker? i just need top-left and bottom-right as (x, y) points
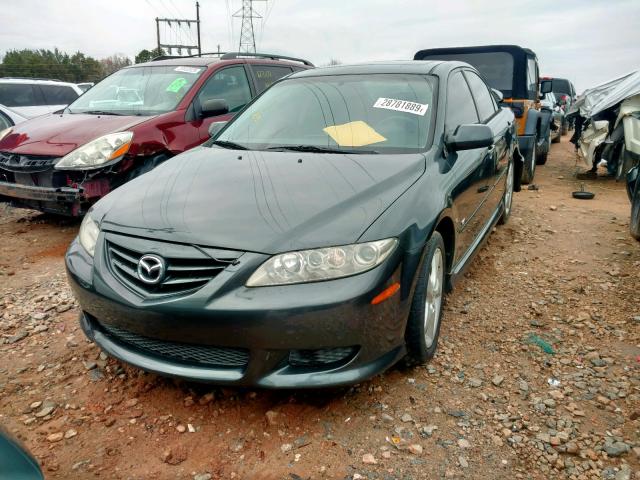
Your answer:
(174, 66), (201, 74)
(373, 98), (428, 116)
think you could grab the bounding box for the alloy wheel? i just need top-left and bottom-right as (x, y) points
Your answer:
(424, 248), (444, 348)
(505, 162), (514, 215)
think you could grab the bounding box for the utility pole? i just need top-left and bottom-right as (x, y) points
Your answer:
(196, 2), (201, 57)
(233, 0), (266, 53)
(155, 2), (202, 57)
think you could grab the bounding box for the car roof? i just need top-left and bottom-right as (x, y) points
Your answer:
(290, 60), (470, 78)
(133, 52), (313, 69)
(0, 78), (79, 88)
(415, 44), (537, 59)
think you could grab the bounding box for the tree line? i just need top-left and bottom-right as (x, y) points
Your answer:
(0, 48), (166, 83)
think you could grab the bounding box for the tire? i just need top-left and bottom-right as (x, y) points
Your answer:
(499, 161), (514, 225)
(537, 134), (549, 165)
(616, 145), (635, 181)
(405, 232), (446, 364)
(631, 178), (640, 240)
(521, 134), (537, 184)
(572, 191), (595, 200)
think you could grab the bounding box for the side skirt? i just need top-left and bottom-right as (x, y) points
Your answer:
(447, 198), (504, 290)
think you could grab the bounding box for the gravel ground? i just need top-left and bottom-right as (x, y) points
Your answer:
(0, 137), (638, 480)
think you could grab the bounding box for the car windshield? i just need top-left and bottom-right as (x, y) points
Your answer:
(213, 74), (436, 154)
(419, 52), (514, 97)
(66, 65), (205, 116)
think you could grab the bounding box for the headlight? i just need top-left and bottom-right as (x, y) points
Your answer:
(246, 238), (398, 287)
(55, 132), (133, 170)
(78, 214), (100, 257)
(0, 128), (12, 142)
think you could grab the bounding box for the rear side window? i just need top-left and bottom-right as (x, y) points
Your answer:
(551, 79), (572, 97)
(418, 52), (514, 97)
(251, 65), (293, 92)
(446, 72), (479, 132)
(197, 66), (252, 113)
(464, 71), (496, 122)
(40, 85), (79, 105)
(0, 111), (13, 129)
(527, 57), (538, 99)
(0, 83), (40, 107)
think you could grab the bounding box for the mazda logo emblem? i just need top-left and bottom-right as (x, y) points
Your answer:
(137, 254), (166, 285)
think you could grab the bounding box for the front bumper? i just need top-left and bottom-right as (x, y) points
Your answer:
(0, 153), (113, 215)
(66, 235), (410, 388)
(0, 181), (81, 202)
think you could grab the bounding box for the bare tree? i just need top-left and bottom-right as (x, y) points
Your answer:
(100, 54), (132, 76)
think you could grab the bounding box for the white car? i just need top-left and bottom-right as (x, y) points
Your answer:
(0, 104), (27, 129)
(0, 78), (83, 119)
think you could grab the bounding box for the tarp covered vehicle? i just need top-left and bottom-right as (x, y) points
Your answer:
(568, 70), (640, 239)
(415, 45), (551, 184)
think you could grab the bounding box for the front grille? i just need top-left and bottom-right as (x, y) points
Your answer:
(289, 347), (358, 368)
(0, 151), (59, 173)
(106, 240), (239, 298)
(99, 321), (249, 368)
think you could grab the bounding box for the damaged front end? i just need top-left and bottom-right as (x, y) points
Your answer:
(0, 151), (130, 216)
(0, 131), (151, 216)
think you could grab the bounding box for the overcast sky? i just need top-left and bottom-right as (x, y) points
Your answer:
(1, 0), (638, 92)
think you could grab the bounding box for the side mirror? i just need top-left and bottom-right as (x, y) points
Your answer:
(208, 121), (228, 138)
(0, 430), (44, 480)
(200, 99), (229, 119)
(540, 80), (553, 94)
(445, 124), (493, 151)
(491, 88), (504, 103)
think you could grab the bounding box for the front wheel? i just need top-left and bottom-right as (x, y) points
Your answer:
(405, 232), (446, 364)
(521, 134), (537, 184)
(499, 161), (514, 225)
(631, 178), (640, 240)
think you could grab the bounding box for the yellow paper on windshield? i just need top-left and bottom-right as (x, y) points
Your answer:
(323, 121), (386, 147)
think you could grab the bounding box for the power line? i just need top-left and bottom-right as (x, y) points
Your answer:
(155, 1), (201, 56)
(233, 0), (266, 53)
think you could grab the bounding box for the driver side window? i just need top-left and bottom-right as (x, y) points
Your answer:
(197, 66), (252, 113)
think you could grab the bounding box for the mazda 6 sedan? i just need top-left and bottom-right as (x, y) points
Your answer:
(66, 61), (518, 388)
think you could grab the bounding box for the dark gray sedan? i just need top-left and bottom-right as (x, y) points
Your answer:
(66, 61), (518, 388)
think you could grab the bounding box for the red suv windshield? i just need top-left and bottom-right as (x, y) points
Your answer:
(67, 65), (205, 116)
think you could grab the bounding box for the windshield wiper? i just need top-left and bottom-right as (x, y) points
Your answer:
(81, 110), (125, 116)
(211, 140), (248, 150)
(265, 145), (378, 154)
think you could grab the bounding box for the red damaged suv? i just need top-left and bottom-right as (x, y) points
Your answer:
(0, 53), (312, 215)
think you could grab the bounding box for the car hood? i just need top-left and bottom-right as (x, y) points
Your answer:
(0, 113), (152, 157)
(97, 147), (426, 254)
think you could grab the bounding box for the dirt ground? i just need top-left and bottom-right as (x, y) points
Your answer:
(0, 137), (638, 480)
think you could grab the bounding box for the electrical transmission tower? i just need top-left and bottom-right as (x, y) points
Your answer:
(233, 0), (266, 53)
(156, 2), (202, 56)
